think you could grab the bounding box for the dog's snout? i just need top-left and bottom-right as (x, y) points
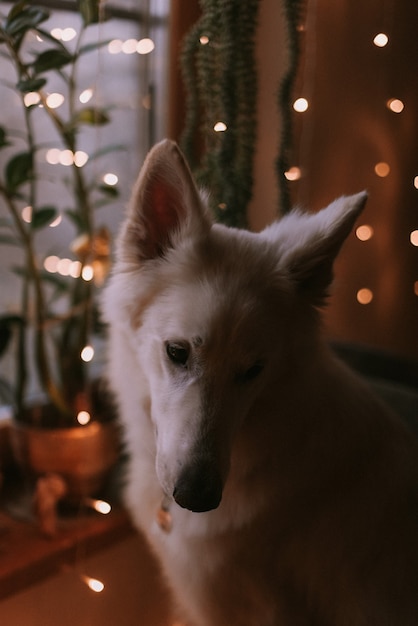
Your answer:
(173, 462), (223, 513)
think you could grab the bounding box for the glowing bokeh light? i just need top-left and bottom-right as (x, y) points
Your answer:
(293, 97), (309, 112)
(81, 345), (94, 362)
(387, 98), (404, 113)
(137, 38), (155, 54)
(357, 288), (374, 305)
(77, 410), (91, 425)
(284, 166), (302, 181)
(356, 225), (374, 241)
(374, 162), (390, 177)
(373, 33), (389, 47)
(214, 121), (227, 132)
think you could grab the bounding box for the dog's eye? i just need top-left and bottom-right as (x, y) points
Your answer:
(237, 362), (264, 384)
(166, 342), (189, 367)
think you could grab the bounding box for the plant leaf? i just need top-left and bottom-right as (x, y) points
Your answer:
(78, 39), (112, 56)
(77, 0), (101, 26)
(16, 76), (47, 93)
(98, 183), (119, 197)
(31, 206), (58, 229)
(0, 313), (24, 356)
(5, 151), (33, 192)
(5, 5), (49, 37)
(0, 126), (11, 148)
(32, 48), (73, 74)
(0, 234), (20, 246)
(72, 107), (110, 126)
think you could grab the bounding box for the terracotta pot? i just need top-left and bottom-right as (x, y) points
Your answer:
(11, 420), (120, 500)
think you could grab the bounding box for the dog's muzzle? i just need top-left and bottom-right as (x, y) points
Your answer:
(173, 461), (223, 513)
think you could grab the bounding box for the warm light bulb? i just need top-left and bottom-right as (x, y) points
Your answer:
(108, 39), (123, 54)
(410, 230), (418, 247)
(46, 148), (61, 165)
(61, 27), (77, 42)
(387, 98), (404, 113)
(373, 33), (389, 47)
(74, 151), (89, 167)
(44, 255), (59, 273)
(214, 121), (227, 132)
(103, 172), (118, 186)
(356, 288), (373, 305)
(356, 225), (374, 241)
(79, 88), (93, 104)
(374, 162), (390, 177)
(59, 150), (74, 166)
(414, 176), (418, 189)
(69, 261), (82, 278)
(137, 38), (155, 54)
(57, 258), (72, 276)
(82, 576), (105, 593)
(122, 38), (138, 54)
(81, 265), (94, 281)
(81, 345), (94, 362)
(49, 214), (62, 228)
(21, 205), (32, 223)
(200, 35), (210, 45)
(86, 498), (112, 515)
(77, 410), (91, 425)
(293, 98), (309, 112)
(284, 166), (302, 181)
(24, 92), (41, 107)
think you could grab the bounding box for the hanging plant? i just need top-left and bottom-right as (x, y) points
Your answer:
(180, 0), (259, 228)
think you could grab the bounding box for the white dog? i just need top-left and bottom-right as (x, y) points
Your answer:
(102, 140), (418, 625)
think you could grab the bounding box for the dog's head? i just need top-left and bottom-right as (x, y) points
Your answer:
(106, 140), (367, 513)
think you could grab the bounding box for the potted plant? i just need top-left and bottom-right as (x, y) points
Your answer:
(0, 1), (120, 500)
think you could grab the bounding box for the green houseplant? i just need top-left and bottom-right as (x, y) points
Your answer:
(0, 1), (119, 497)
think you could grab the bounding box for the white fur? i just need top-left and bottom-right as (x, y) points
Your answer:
(102, 140), (418, 625)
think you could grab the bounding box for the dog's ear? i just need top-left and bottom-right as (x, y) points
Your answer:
(122, 139), (210, 260)
(273, 192), (367, 305)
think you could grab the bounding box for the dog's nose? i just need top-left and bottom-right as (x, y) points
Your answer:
(173, 462), (223, 513)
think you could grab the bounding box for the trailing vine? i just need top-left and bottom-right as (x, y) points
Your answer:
(180, 0), (259, 228)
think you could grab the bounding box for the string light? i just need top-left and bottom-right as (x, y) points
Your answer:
(356, 288), (374, 305)
(81, 265), (94, 281)
(81, 575), (105, 593)
(293, 97), (309, 112)
(122, 38), (137, 54)
(24, 92), (41, 107)
(49, 214), (62, 228)
(214, 121), (227, 132)
(373, 33), (389, 47)
(410, 230), (418, 247)
(77, 410), (91, 425)
(21, 205), (32, 223)
(79, 88), (93, 104)
(386, 98), (404, 113)
(200, 35), (210, 45)
(80, 345), (94, 362)
(414, 176), (418, 189)
(284, 166), (302, 181)
(356, 224), (374, 241)
(136, 38), (155, 54)
(374, 162), (390, 177)
(85, 498), (112, 515)
(108, 39), (123, 54)
(103, 172), (118, 186)
(46, 92), (65, 109)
